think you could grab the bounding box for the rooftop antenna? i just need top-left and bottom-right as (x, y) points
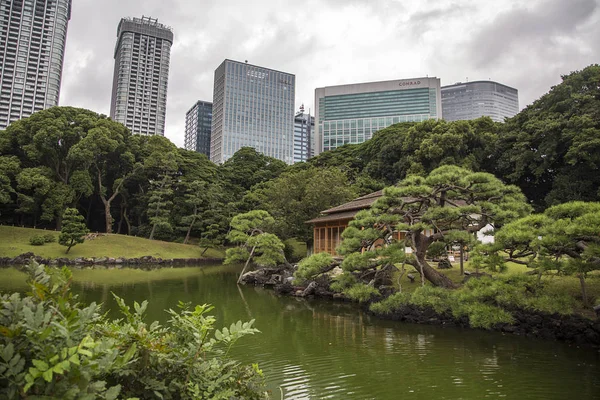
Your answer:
(245, 60), (248, 63)
(299, 104), (305, 113)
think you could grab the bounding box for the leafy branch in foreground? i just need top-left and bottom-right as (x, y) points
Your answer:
(0, 262), (268, 400)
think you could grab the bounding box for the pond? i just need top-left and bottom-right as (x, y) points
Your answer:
(2, 264), (599, 399)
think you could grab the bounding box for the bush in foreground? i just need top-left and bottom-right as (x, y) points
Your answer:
(0, 262), (268, 399)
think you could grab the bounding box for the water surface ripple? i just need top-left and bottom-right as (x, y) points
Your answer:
(2, 265), (599, 399)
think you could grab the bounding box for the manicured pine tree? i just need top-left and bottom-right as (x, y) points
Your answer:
(58, 208), (89, 254)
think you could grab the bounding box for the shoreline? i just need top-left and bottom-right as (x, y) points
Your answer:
(0, 252), (224, 269)
(242, 266), (600, 348)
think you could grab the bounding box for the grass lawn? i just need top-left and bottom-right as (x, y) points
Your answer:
(0, 226), (225, 260)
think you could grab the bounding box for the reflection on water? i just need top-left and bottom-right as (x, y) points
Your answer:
(2, 266), (600, 399)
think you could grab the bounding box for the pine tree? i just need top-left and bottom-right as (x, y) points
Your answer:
(58, 208), (89, 254)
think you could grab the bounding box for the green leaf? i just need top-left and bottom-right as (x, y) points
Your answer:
(42, 368), (53, 382)
(105, 385), (122, 400)
(77, 348), (92, 357)
(1, 342), (14, 361)
(69, 354), (80, 365)
(32, 359), (49, 372)
(215, 330), (223, 341)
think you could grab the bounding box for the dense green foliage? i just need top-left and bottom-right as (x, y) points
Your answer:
(0, 263), (267, 399)
(58, 208), (88, 254)
(0, 65), (598, 250)
(477, 201), (600, 306)
(370, 275), (574, 329)
(224, 210), (286, 268)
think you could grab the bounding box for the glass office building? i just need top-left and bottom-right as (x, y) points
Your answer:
(109, 17), (173, 136)
(441, 81), (519, 122)
(0, 0), (72, 129)
(314, 77), (441, 154)
(210, 59), (295, 164)
(184, 100), (212, 157)
(293, 110), (314, 163)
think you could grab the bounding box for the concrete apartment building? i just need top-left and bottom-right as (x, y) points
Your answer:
(441, 81), (519, 122)
(109, 16), (173, 136)
(0, 0), (72, 129)
(210, 59), (295, 164)
(314, 77), (442, 154)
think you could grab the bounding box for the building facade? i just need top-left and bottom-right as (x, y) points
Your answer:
(109, 16), (173, 136)
(314, 77), (441, 154)
(293, 109), (314, 163)
(184, 100), (212, 157)
(441, 81), (519, 122)
(0, 0), (72, 129)
(210, 59), (295, 164)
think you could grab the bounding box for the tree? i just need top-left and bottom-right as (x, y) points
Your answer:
(224, 210), (286, 283)
(0, 156), (20, 206)
(248, 166), (357, 241)
(483, 202), (600, 306)
(339, 166), (530, 288)
(15, 167), (52, 226)
(143, 136), (179, 240)
(58, 208), (89, 253)
(72, 119), (133, 233)
(494, 64), (600, 209)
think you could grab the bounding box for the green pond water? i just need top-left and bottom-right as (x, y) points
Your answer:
(1, 264), (600, 399)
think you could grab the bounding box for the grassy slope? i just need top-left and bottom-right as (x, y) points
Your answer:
(0, 226), (225, 260)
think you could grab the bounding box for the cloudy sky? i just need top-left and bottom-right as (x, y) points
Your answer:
(59, 0), (600, 148)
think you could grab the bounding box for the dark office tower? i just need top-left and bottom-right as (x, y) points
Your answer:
(294, 107), (314, 163)
(0, 0), (72, 129)
(110, 16), (173, 136)
(441, 81), (519, 122)
(210, 59), (295, 164)
(184, 100), (212, 157)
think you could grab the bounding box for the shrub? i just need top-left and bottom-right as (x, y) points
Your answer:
(343, 283), (380, 303)
(28, 235), (45, 246)
(294, 252), (334, 283)
(409, 286), (453, 314)
(43, 233), (56, 243)
(458, 303), (514, 329)
(330, 272), (357, 293)
(370, 292), (411, 314)
(0, 262), (268, 400)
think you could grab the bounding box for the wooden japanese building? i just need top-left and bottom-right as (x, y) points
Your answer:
(306, 190), (384, 255)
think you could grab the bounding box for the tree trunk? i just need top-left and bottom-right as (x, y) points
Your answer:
(414, 254), (457, 288)
(117, 203), (124, 234)
(124, 208), (131, 235)
(579, 273), (588, 307)
(237, 245), (256, 284)
(104, 202), (113, 234)
(149, 223), (157, 241)
(184, 214), (197, 244)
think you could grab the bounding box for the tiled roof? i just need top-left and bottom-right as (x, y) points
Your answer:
(305, 210), (361, 224)
(321, 190), (384, 215)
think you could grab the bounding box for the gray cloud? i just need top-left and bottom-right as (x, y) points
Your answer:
(466, 0), (598, 68)
(58, 0), (600, 147)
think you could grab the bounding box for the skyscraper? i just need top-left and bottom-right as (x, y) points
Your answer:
(210, 59), (295, 164)
(184, 100), (212, 157)
(294, 107), (314, 163)
(314, 77), (441, 154)
(0, 0), (72, 129)
(441, 81), (519, 122)
(109, 16), (173, 136)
